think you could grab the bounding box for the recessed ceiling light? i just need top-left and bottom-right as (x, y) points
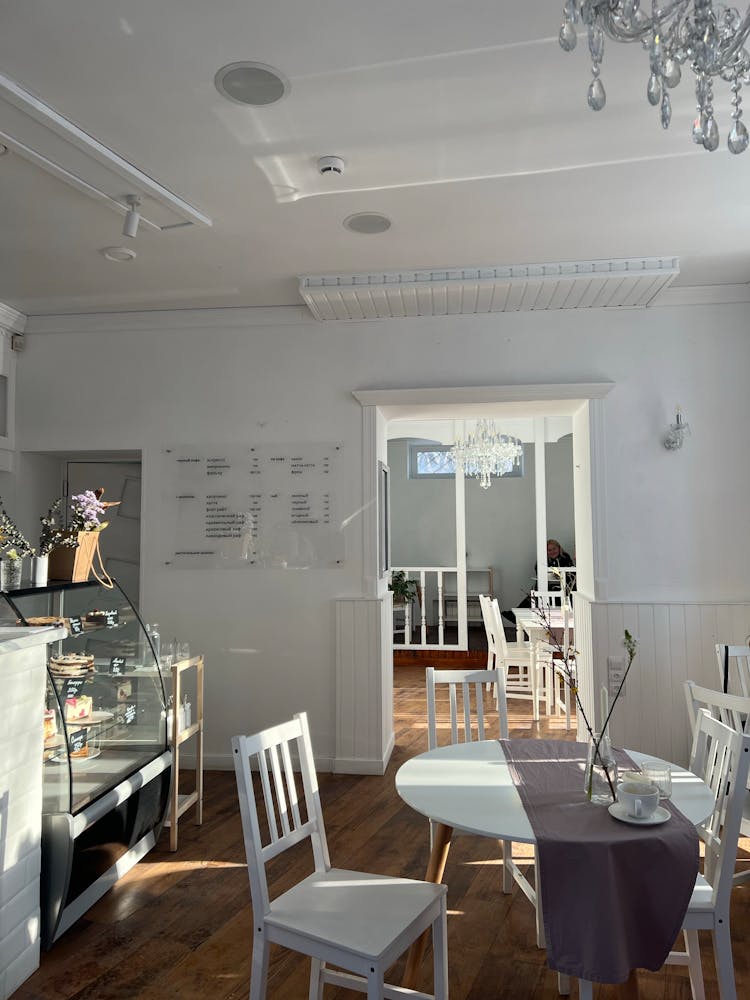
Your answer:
(214, 62), (289, 106)
(101, 246), (137, 262)
(343, 213), (392, 235)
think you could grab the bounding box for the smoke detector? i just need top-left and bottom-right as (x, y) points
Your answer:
(317, 155), (345, 176)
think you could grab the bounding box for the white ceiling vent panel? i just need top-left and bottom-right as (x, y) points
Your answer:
(299, 257), (679, 321)
(0, 72), (211, 232)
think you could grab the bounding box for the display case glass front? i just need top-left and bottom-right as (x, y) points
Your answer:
(0, 579), (168, 814)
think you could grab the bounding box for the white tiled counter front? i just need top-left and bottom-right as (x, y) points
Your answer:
(0, 626), (65, 1000)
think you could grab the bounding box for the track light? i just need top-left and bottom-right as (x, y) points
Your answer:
(122, 194), (141, 238)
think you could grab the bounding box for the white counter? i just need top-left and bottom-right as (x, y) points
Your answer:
(0, 625), (65, 1000)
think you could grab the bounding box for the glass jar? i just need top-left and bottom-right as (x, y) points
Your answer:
(584, 731), (618, 804)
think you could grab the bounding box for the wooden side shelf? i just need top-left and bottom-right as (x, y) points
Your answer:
(164, 654), (204, 852)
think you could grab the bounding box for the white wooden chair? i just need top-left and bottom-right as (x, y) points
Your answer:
(480, 594), (552, 721)
(715, 643), (750, 698)
(426, 665), (507, 750)
(530, 592), (575, 729)
(685, 680), (750, 886)
(232, 712), (449, 1000)
(664, 710), (750, 1000)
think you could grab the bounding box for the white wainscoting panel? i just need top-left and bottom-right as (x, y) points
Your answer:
(335, 597), (394, 774)
(579, 600), (750, 768)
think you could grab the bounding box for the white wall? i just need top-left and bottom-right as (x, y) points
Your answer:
(387, 437), (575, 611)
(14, 302), (750, 766)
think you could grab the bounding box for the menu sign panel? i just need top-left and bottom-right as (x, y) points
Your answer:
(163, 444), (344, 569)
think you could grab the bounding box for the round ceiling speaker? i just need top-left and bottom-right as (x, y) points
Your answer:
(101, 246), (137, 262)
(343, 212), (392, 235)
(214, 62), (289, 106)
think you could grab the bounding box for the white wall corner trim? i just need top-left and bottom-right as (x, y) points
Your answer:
(24, 305), (311, 336)
(0, 302), (27, 333)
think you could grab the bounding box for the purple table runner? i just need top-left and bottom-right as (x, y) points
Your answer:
(500, 738), (699, 984)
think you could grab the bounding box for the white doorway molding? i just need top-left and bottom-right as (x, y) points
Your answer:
(334, 382), (613, 774)
(352, 382), (614, 600)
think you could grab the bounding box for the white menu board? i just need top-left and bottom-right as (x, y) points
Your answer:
(162, 444), (343, 568)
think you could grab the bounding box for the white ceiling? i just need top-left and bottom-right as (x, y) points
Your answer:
(1, 1), (749, 317)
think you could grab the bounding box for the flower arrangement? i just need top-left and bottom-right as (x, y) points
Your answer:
(0, 499), (34, 558)
(69, 490), (110, 531)
(531, 600), (638, 801)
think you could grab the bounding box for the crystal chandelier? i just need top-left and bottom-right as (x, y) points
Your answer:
(449, 420), (523, 490)
(558, 1), (750, 154)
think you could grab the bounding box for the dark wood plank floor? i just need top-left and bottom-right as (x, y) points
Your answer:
(14, 665), (750, 999)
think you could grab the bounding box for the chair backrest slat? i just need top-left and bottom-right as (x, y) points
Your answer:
(715, 643), (750, 698)
(684, 680), (750, 739)
(426, 666), (507, 750)
(689, 709), (750, 912)
(232, 712), (331, 919)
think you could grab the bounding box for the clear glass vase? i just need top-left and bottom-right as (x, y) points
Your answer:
(0, 557), (23, 591)
(584, 731), (618, 804)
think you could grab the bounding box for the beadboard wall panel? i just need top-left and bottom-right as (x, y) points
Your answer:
(582, 600), (750, 769)
(335, 598), (394, 774)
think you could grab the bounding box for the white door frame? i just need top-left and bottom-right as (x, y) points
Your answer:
(336, 382), (613, 773)
(353, 382), (614, 601)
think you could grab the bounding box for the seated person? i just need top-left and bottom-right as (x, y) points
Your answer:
(504, 540), (575, 623)
(544, 539), (575, 592)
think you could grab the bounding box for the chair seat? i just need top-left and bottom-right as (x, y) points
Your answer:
(504, 642), (554, 664)
(266, 867), (446, 961)
(686, 873), (714, 913)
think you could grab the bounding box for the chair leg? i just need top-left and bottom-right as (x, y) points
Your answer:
(713, 921), (737, 1000)
(249, 931), (270, 1000)
(308, 959), (324, 1000)
(432, 896), (449, 1000)
(684, 929), (705, 1000)
(578, 980), (593, 1000)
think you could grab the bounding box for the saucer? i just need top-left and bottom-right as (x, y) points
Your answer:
(608, 802), (671, 826)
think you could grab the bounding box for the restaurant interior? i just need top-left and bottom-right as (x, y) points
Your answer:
(2, 3), (750, 999)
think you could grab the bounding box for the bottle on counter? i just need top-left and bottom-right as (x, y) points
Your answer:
(149, 623), (161, 665)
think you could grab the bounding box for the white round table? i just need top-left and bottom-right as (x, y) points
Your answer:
(396, 739), (713, 997)
(396, 739), (714, 839)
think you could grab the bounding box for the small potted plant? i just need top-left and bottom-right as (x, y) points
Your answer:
(389, 570), (418, 605)
(35, 498), (77, 586)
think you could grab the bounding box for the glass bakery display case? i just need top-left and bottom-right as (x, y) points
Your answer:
(0, 579), (171, 948)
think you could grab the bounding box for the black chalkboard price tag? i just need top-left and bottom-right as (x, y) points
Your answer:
(68, 617), (83, 635)
(68, 728), (88, 755)
(63, 676), (86, 702)
(104, 610), (119, 627)
(123, 703), (137, 725)
(109, 656), (126, 675)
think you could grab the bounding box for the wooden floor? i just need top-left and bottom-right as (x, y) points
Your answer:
(15, 665), (750, 1000)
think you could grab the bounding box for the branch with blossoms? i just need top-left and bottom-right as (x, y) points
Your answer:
(530, 600), (637, 800)
(38, 498), (79, 555)
(0, 499), (34, 557)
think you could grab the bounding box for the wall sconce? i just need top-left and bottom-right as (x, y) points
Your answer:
(663, 408), (689, 451)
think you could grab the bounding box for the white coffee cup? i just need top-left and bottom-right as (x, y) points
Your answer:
(617, 780), (660, 819)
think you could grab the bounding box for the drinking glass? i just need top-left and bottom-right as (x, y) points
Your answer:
(177, 641), (190, 662)
(641, 760), (672, 799)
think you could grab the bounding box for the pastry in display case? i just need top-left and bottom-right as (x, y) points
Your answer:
(0, 578), (171, 948)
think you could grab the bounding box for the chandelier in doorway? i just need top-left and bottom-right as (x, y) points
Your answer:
(558, 1), (750, 154)
(449, 420), (523, 490)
